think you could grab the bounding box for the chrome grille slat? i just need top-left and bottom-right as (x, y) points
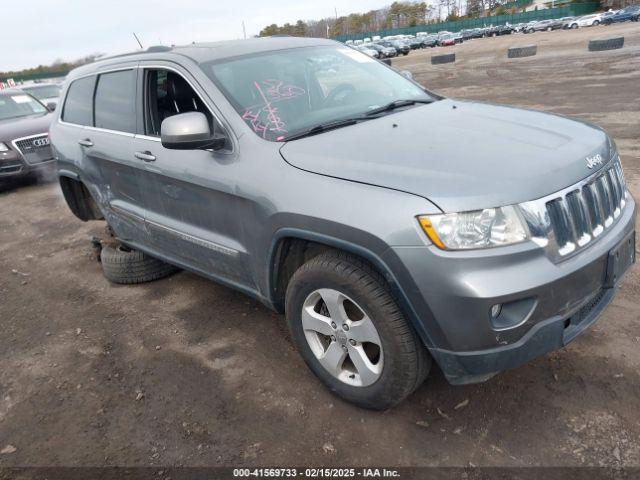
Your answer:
(607, 169), (622, 217)
(11, 133), (54, 166)
(520, 159), (627, 263)
(547, 198), (573, 249)
(566, 190), (591, 246)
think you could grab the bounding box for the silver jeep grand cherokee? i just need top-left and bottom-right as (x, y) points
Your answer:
(50, 37), (636, 409)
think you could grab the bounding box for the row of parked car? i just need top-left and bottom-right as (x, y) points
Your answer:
(346, 5), (640, 56)
(519, 5), (640, 32)
(347, 32), (470, 58)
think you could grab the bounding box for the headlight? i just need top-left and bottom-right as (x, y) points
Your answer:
(0, 142), (9, 152)
(418, 206), (529, 250)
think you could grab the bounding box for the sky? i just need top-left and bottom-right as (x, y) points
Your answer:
(1, 0), (391, 72)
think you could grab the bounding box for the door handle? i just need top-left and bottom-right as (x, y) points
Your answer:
(78, 139), (93, 147)
(134, 151), (156, 162)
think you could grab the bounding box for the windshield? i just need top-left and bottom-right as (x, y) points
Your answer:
(0, 93), (47, 120)
(205, 46), (432, 141)
(22, 84), (61, 100)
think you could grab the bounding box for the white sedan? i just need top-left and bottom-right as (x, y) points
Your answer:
(567, 13), (605, 28)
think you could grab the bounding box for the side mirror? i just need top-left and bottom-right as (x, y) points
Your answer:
(46, 102), (57, 112)
(161, 112), (226, 151)
(399, 70), (413, 80)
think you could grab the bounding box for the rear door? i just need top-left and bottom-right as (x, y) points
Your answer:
(131, 63), (252, 285)
(87, 66), (148, 243)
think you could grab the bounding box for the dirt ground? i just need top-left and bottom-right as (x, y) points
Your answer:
(1, 22), (639, 470)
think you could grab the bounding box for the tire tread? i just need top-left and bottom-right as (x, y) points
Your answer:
(100, 245), (178, 284)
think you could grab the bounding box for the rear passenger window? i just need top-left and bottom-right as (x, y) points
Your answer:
(62, 76), (95, 126)
(94, 70), (136, 133)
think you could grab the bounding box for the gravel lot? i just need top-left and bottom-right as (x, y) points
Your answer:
(1, 22), (639, 469)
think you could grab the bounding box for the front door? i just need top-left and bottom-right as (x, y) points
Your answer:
(133, 65), (251, 286)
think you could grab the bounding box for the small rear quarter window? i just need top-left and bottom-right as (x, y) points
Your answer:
(62, 76), (96, 126)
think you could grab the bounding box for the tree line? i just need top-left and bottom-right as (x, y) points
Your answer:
(0, 53), (104, 82)
(259, 0), (521, 38)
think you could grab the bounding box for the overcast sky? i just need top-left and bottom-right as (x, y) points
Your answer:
(2, 0), (391, 71)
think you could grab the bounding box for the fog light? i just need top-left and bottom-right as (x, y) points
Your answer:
(489, 297), (537, 331)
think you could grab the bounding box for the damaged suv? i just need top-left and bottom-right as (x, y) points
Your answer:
(50, 38), (636, 409)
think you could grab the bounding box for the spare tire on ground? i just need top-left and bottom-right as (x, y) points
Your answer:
(507, 45), (537, 58)
(588, 37), (624, 51)
(431, 53), (455, 65)
(100, 244), (178, 284)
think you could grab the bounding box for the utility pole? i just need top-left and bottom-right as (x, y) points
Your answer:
(242, 21), (247, 39)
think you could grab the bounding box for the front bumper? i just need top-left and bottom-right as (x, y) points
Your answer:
(0, 149), (55, 178)
(388, 194), (636, 384)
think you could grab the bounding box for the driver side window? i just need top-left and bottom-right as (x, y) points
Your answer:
(144, 68), (229, 149)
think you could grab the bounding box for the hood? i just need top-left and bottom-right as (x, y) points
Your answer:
(0, 113), (52, 143)
(280, 99), (608, 213)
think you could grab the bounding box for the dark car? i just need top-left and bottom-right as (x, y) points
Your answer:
(461, 28), (483, 40)
(603, 6), (640, 24)
(381, 40), (410, 56)
(405, 37), (423, 50)
(486, 24), (514, 36)
(0, 90), (55, 180)
(419, 35), (438, 48)
(367, 42), (396, 58)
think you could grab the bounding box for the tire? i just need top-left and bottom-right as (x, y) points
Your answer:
(588, 36), (624, 51)
(100, 244), (178, 284)
(571, 23), (578, 29)
(593, 20), (600, 26)
(285, 252), (431, 410)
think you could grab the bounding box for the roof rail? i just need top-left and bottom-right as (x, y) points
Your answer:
(146, 45), (173, 53)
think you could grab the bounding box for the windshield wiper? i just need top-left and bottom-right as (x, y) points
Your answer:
(283, 116), (374, 142)
(282, 98), (434, 142)
(365, 98), (433, 117)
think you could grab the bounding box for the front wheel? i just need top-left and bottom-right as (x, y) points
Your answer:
(285, 252), (431, 410)
(593, 20), (600, 26)
(571, 23), (578, 29)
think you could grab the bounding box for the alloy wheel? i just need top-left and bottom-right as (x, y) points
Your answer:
(301, 288), (383, 387)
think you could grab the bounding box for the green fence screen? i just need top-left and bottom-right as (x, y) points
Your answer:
(0, 71), (69, 83)
(334, 2), (599, 42)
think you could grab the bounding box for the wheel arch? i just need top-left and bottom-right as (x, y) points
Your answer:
(58, 173), (103, 221)
(266, 228), (437, 349)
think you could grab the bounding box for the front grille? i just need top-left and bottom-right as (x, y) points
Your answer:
(12, 134), (54, 165)
(545, 160), (627, 257)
